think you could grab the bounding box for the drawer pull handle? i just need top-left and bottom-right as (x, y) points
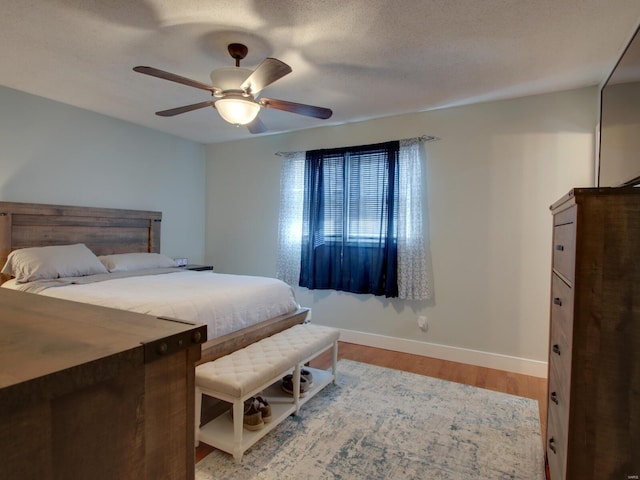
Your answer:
(550, 392), (559, 404)
(555, 244), (565, 251)
(552, 344), (561, 355)
(553, 297), (562, 306)
(548, 437), (557, 454)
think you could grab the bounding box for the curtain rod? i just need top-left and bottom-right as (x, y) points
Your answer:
(417, 135), (438, 142)
(275, 135), (438, 156)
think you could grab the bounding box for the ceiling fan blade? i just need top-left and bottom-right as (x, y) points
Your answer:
(260, 98), (332, 119)
(241, 58), (292, 94)
(155, 101), (215, 117)
(246, 117), (267, 134)
(133, 66), (216, 93)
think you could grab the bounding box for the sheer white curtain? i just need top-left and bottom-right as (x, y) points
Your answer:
(276, 140), (431, 300)
(276, 151), (305, 286)
(397, 138), (430, 300)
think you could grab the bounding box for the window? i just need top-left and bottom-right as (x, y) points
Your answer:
(277, 138), (430, 300)
(319, 149), (397, 243)
(299, 142), (399, 296)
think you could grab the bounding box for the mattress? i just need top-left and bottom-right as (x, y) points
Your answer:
(2, 269), (299, 340)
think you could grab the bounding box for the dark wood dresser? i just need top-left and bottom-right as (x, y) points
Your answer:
(546, 188), (640, 479)
(0, 288), (206, 480)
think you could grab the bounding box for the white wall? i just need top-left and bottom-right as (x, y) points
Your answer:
(0, 86), (207, 262)
(205, 87), (597, 375)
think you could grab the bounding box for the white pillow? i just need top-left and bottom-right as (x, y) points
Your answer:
(1, 243), (108, 283)
(98, 252), (178, 272)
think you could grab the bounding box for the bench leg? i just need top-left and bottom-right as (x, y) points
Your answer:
(292, 364), (301, 415)
(331, 340), (338, 384)
(194, 386), (202, 447)
(232, 400), (244, 463)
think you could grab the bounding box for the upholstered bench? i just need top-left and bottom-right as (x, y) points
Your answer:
(195, 323), (340, 462)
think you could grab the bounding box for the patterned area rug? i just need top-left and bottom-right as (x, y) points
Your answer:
(195, 359), (545, 480)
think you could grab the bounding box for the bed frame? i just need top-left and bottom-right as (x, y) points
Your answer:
(0, 201), (308, 363)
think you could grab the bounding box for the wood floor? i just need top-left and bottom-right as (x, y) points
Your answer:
(195, 341), (548, 463)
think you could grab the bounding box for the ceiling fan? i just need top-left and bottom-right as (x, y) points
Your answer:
(133, 43), (333, 134)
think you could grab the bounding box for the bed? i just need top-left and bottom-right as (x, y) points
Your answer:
(0, 201), (308, 363)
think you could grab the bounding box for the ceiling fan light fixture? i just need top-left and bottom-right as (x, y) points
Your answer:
(215, 96), (260, 125)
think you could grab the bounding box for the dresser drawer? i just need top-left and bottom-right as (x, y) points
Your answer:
(550, 274), (573, 329)
(548, 356), (570, 412)
(550, 274), (573, 376)
(546, 401), (567, 480)
(547, 364), (570, 435)
(552, 222), (576, 282)
(553, 204), (576, 227)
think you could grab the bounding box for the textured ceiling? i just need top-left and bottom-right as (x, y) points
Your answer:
(0, 0), (638, 144)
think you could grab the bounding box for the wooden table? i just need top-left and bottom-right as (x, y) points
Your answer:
(0, 288), (206, 480)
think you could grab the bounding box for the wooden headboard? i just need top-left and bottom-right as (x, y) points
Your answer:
(0, 201), (162, 282)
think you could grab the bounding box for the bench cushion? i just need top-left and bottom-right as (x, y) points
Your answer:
(196, 324), (339, 397)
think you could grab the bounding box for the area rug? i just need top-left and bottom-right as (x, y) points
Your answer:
(195, 359), (545, 480)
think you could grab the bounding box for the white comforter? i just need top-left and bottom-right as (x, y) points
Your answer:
(2, 270), (299, 339)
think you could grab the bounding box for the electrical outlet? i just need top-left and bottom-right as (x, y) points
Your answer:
(417, 315), (428, 332)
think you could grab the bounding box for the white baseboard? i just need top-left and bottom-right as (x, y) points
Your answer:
(337, 329), (548, 378)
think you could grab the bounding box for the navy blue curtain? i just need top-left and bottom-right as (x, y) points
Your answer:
(299, 141), (399, 297)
